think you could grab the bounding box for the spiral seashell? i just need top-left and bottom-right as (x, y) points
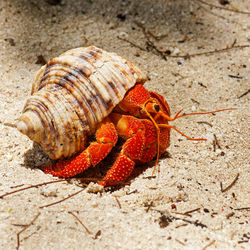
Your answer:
(17, 46), (147, 159)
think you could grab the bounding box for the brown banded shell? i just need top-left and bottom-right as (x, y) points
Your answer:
(17, 46), (147, 159)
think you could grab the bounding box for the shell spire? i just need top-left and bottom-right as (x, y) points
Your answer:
(17, 111), (44, 142)
(17, 46), (147, 159)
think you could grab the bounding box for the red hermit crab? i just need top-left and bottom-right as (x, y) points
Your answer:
(17, 46), (231, 186)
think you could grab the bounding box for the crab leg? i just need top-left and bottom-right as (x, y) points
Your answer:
(42, 119), (118, 178)
(99, 114), (146, 186)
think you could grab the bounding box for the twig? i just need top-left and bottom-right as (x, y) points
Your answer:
(213, 140), (216, 152)
(234, 207), (250, 211)
(0, 180), (66, 199)
(197, 121), (213, 127)
(145, 201), (153, 213)
(145, 40), (168, 60)
(135, 22), (148, 36)
(173, 211), (192, 218)
(238, 89), (250, 99)
(198, 82), (207, 88)
(175, 238), (186, 246)
(94, 230), (101, 239)
(170, 45), (249, 58)
(182, 218), (207, 228)
(193, 0), (250, 14)
(143, 175), (156, 179)
(22, 231), (37, 244)
(242, 234), (250, 240)
(119, 36), (249, 59)
(147, 30), (168, 41)
(226, 212), (235, 219)
(115, 197), (122, 209)
(231, 38), (237, 47)
(220, 173), (239, 193)
(126, 189), (138, 195)
(12, 224), (28, 227)
(17, 212), (40, 250)
(175, 223), (188, 228)
(10, 184), (24, 189)
(202, 239), (216, 250)
(191, 98), (200, 105)
(238, 240), (249, 244)
(136, 22), (168, 41)
(155, 210), (208, 228)
(119, 22), (249, 60)
(117, 36), (146, 52)
(68, 211), (92, 234)
(135, 21), (168, 60)
(228, 74), (243, 79)
(198, 3), (232, 22)
(184, 207), (200, 215)
(213, 134), (221, 150)
(39, 188), (85, 208)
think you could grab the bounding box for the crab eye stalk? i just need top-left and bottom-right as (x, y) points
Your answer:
(144, 101), (160, 114)
(154, 104), (160, 112)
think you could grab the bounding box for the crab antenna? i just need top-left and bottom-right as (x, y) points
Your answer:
(143, 104), (160, 176)
(157, 108), (236, 141)
(158, 124), (206, 141)
(160, 108), (236, 122)
(173, 108), (236, 120)
(143, 105), (235, 176)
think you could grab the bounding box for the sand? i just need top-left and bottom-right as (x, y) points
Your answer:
(0, 0), (249, 249)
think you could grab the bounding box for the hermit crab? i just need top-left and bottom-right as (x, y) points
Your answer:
(17, 46), (231, 186)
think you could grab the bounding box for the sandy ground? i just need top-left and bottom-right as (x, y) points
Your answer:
(0, 0), (249, 249)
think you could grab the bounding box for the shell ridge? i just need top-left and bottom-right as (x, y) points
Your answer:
(36, 65), (101, 131)
(44, 74), (97, 133)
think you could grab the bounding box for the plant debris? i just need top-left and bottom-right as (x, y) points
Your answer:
(220, 173), (239, 193)
(193, 0), (250, 14)
(0, 180), (66, 199)
(202, 239), (215, 250)
(157, 211), (207, 229)
(115, 197), (122, 209)
(175, 238), (186, 246)
(68, 211), (92, 234)
(238, 89), (250, 99)
(39, 188), (86, 208)
(94, 230), (101, 239)
(213, 134), (221, 152)
(119, 28), (249, 60)
(17, 212), (40, 249)
(234, 207), (250, 211)
(197, 121), (213, 127)
(228, 74), (243, 79)
(184, 207), (201, 215)
(226, 212), (235, 219)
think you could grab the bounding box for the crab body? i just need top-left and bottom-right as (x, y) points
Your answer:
(42, 84), (172, 186)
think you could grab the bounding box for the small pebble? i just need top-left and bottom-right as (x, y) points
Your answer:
(86, 182), (104, 193)
(172, 48), (180, 56)
(119, 32), (128, 39)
